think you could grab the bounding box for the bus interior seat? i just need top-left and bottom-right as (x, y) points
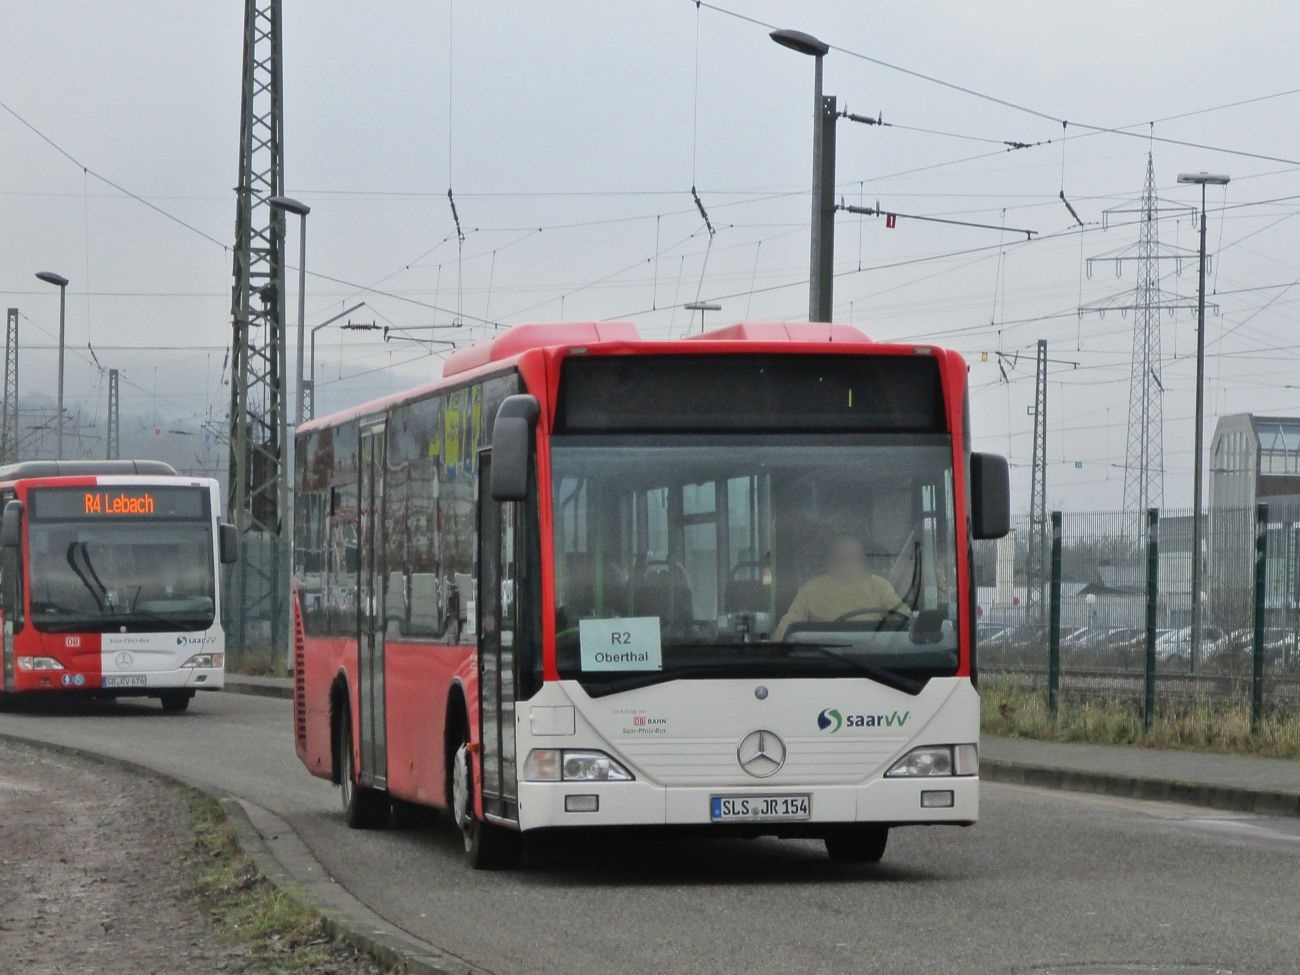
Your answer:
(561, 553), (628, 620)
(724, 561), (771, 614)
(635, 561), (693, 633)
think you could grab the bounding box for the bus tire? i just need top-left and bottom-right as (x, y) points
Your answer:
(452, 742), (521, 870)
(824, 826), (889, 863)
(159, 691), (193, 713)
(337, 706), (389, 829)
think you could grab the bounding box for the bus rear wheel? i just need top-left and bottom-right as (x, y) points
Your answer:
(337, 707), (389, 829)
(159, 691), (193, 713)
(452, 743), (521, 870)
(824, 826), (889, 863)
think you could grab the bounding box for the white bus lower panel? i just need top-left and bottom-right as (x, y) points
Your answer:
(516, 776), (977, 831)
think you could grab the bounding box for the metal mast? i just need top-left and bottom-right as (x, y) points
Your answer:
(1, 309), (17, 465)
(106, 369), (120, 460)
(1026, 339), (1049, 623)
(227, 0), (288, 654)
(1082, 153), (1198, 521)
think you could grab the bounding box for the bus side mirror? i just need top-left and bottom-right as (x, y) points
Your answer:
(490, 394), (540, 502)
(219, 523), (239, 564)
(1, 500), (23, 549)
(970, 453), (1010, 540)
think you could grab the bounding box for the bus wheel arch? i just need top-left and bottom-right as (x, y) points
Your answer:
(443, 683), (469, 809)
(329, 673), (350, 785)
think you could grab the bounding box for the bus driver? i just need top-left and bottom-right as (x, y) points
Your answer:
(773, 533), (907, 640)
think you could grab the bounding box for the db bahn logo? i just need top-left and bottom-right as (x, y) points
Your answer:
(115, 651), (134, 670)
(65, 636), (81, 648)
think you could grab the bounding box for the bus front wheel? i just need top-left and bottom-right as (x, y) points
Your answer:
(159, 691), (193, 713)
(452, 743), (521, 870)
(337, 707), (389, 829)
(824, 826), (889, 863)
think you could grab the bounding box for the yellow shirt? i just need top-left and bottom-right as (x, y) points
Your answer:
(774, 574), (905, 640)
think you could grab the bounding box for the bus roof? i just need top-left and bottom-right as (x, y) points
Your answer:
(0, 459), (178, 482)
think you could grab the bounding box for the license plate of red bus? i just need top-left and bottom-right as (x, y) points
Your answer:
(102, 676), (147, 688)
(711, 794), (811, 822)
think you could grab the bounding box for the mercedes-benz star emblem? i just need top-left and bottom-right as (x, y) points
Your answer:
(115, 651), (134, 670)
(737, 729), (786, 778)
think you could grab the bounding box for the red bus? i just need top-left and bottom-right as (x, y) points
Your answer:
(0, 460), (237, 710)
(293, 321), (1009, 868)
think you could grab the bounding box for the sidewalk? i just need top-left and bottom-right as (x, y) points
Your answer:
(224, 674), (1299, 818)
(982, 735), (1300, 818)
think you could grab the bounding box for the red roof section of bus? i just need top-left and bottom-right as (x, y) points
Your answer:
(441, 321), (641, 377)
(686, 321), (871, 343)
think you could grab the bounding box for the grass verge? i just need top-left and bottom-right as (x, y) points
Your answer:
(228, 648), (290, 678)
(185, 793), (381, 973)
(980, 676), (1300, 760)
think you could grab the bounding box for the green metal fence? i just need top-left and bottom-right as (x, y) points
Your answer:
(974, 505), (1300, 726)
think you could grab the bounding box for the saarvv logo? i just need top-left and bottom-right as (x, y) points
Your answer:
(817, 707), (910, 732)
(817, 708), (843, 733)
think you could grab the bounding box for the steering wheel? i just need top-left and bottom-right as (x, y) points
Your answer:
(832, 605), (911, 630)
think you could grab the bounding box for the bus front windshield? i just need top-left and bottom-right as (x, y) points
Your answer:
(550, 435), (959, 693)
(27, 517), (216, 633)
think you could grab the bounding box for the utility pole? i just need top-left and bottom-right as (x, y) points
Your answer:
(1, 309), (17, 466)
(1179, 170), (1230, 672)
(1026, 339), (1049, 624)
(106, 369), (120, 460)
(770, 29), (836, 323)
(811, 91), (837, 322)
(228, 0), (288, 655)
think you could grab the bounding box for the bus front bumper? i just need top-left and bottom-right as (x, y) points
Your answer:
(12, 666), (225, 693)
(515, 775), (977, 832)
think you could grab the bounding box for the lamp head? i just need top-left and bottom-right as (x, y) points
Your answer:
(268, 195), (311, 216)
(769, 29), (830, 57)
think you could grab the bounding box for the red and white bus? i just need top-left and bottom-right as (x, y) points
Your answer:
(0, 461), (236, 710)
(292, 321), (1009, 867)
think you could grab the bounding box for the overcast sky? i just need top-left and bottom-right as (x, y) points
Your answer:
(3, 1), (1299, 511)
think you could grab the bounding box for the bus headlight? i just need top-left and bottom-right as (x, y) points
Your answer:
(17, 656), (64, 671)
(886, 744), (978, 778)
(524, 749), (635, 782)
(180, 653), (224, 669)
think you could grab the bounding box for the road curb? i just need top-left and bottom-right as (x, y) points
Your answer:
(0, 730), (484, 975)
(222, 678), (293, 700)
(982, 758), (1300, 818)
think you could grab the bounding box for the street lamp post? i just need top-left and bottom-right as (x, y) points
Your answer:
(35, 271), (69, 459)
(770, 28), (835, 323)
(306, 302), (367, 422)
(684, 300), (722, 332)
(1178, 170), (1230, 672)
(269, 196), (311, 426)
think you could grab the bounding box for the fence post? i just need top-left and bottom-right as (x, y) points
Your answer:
(1252, 503), (1268, 734)
(1048, 511), (1062, 716)
(1144, 508), (1159, 733)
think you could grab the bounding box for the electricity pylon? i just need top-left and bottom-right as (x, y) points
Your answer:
(227, 0), (288, 653)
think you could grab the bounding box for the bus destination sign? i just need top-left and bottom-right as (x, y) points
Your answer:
(30, 485), (208, 521)
(84, 490), (156, 515)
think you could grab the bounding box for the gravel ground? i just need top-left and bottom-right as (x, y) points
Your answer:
(0, 739), (385, 975)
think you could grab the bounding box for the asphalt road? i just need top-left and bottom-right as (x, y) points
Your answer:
(1, 692), (1297, 975)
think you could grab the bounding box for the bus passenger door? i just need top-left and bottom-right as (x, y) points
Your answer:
(476, 450), (519, 824)
(357, 420), (388, 790)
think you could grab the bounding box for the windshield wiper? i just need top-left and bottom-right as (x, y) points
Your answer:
(580, 642), (926, 697)
(701, 641), (924, 695)
(100, 609), (211, 632)
(583, 663), (748, 698)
